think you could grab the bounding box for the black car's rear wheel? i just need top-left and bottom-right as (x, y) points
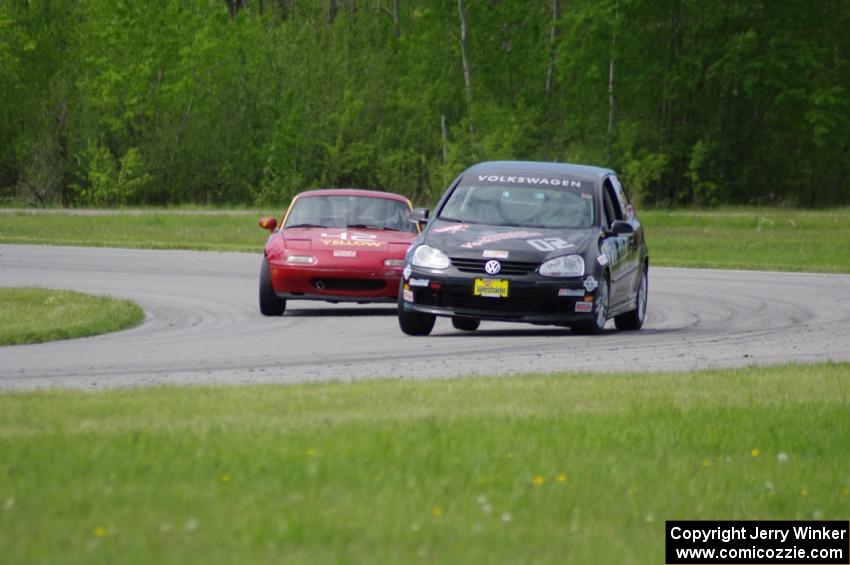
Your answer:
(259, 257), (286, 316)
(451, 317), (480, 331)
(573, 272), (609, 335)
(615, 266), (647, 331)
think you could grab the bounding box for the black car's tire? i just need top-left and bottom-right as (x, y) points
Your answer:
(398, 300), (436, 336)
(573, 272), (609, 335)
(259, 257), (286, 316)
(615, 266), (647, 331)
(451, 317), (480, 331)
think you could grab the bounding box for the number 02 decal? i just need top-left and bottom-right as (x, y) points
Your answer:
(527, 237), (574, 252)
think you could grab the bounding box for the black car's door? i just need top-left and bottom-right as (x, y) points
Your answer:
(600, 176), (639, 308)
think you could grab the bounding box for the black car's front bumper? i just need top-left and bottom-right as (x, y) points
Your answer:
(400, 267), (598, 325)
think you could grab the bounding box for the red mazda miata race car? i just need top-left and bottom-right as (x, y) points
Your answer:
(257, 189), (418, 315)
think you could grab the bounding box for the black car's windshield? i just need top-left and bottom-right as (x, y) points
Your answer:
(438, 174), (594, 229)
(284, 195), (416, 233)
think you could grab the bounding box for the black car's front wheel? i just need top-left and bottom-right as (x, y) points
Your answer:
(398, 295), (436, 336)
(451, 317), (480, 331)
(259, 257), (286, 316)
(615, 266), (647, 331)
(573, 272), (609, 335)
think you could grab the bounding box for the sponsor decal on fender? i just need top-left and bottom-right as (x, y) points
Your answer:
(403, 289), (414, 302)
(575, 302), (593, 313)
(558, 288), (584, 297)
(583, 276), (598, 292)
(403, 264), (412, 279)
(597, 254), (608, 266)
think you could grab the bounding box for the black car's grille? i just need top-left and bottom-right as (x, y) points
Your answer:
(311, 278), (385, 292)
(449, 257), (538, 276)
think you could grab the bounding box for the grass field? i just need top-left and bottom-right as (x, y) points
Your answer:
(0, 209), (269, 252)
(642, 208), (850, 273)
(1, 363), (848, 564)
(0, 288), (143, 346)
(1, 207), (849, 272)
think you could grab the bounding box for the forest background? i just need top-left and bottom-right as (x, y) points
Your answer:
(1, 0), (848, 208)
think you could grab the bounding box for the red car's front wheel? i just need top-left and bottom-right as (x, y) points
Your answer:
(259, 257), (286, 316)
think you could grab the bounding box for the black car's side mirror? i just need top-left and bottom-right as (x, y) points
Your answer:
(409, 207), (430, 228)
(608, 220), (635, 235)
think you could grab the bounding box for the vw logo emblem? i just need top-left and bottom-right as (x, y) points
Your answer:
(484, 260), (501, 275)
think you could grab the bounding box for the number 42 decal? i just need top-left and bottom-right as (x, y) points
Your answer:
(527, 237), (574, 252)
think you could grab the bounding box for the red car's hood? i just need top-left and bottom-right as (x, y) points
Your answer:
(282, 227), (416, 254)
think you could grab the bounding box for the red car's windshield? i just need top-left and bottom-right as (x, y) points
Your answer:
(284, 195), (417, 233)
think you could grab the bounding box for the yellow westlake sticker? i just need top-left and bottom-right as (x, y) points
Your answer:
(474, 278), (509, 298)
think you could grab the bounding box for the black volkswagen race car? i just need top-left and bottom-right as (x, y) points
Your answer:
(398, 161), (648, 335)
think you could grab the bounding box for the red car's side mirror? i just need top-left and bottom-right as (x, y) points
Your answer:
(259, 217), (278, 232)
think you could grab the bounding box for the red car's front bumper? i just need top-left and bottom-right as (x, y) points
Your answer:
(268, 262), (403, 302)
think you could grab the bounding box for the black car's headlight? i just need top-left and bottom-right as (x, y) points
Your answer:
(411, 245), (450, 270)
(539, 254), (585, 277)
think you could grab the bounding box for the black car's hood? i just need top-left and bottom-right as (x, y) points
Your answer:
(424, 219), (597, 262)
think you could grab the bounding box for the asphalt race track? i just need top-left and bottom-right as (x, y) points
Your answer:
(2, 244), (849, 390)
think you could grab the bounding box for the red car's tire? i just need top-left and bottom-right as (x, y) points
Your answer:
(259, 257), (286, 316)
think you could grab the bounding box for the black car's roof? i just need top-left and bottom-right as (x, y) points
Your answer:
(463, 160), (613, 184)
